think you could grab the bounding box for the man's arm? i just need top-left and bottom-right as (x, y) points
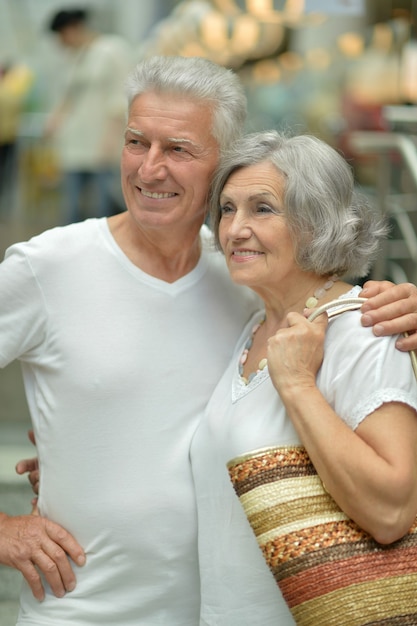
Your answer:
(360, 280), (417, 350)
(7, 432), (85, 601)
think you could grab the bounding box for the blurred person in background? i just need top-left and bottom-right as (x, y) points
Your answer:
(0, 60), (33, 214)
(44, 7), (133, 224)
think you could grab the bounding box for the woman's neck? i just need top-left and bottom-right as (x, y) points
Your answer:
(239, 277), (353, 384)
(258, 275), (351, 332)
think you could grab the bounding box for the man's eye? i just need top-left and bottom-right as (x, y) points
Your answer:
(220, 204), (234, 215)
(126, 139), (147, 153)
(126, 138), (142, 147)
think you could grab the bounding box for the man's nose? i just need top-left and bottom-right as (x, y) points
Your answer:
(139, 147), (167, 181)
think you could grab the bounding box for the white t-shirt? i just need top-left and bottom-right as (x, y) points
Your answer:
(191, 287), (417, 626)
(0, 218), (259, 625)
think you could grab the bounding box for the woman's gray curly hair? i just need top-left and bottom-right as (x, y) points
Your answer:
(209, 130), (388, 278)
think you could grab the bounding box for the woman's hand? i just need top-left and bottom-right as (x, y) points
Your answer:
(267, 311), (328, 397)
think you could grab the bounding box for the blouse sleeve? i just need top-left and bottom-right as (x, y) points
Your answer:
(317, 310), (417, 430)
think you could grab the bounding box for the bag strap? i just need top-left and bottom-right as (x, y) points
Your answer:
(307, 297), (367, 322)
(307, 296), (417, 379)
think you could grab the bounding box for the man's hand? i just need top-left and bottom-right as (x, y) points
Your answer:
(0, 512), (85, 601)
(360, 280), (417, 350)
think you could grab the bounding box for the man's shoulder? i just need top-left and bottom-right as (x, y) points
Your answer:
(5, 219), (101, 262)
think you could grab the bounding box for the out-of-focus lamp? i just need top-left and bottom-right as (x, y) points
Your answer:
(401, 39), (417, 103)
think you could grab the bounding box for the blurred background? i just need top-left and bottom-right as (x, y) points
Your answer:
(1, 0), (417, 622)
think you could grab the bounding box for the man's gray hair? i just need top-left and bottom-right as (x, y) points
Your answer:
(210, 130), (388, 278)
(125, 56), (247, 154)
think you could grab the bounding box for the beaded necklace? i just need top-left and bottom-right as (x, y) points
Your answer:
(239, 274), (339, 385)
(239, 319), (268, 385)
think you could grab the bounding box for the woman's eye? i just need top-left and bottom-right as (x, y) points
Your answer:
(257, 204), (282, 215)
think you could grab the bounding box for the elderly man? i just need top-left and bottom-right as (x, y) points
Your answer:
(0, 56), (417, 625)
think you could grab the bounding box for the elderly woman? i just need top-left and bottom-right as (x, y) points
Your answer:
(190, 131), (417, 625)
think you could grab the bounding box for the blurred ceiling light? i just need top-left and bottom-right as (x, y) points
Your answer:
(245, 0), (303, 12)
(372, 23), (393, 52)
(251, 22), (286, 57)
(199, 4), (287, 64)
(245, 0), (305, 21)
(200, 10), (229, 50)
(246, 0), (275, 15)
(180, 42), (209, 57)
(279, 50), (303, 72)
(252, 58), (282, 82)
(305, 47), (331, 69)
(244, 0), (283, 22)
(231, 13), (260, 53)
(401, 39), (417, 102)
(282, 0), (305, 21)
(337, 32), (364, 57)
(212, 0), (241, 15)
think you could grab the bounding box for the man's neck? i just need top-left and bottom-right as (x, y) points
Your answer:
(107, 213), (202, 283)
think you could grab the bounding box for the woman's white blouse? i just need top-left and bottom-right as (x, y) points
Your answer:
(191, 286), (417, 626)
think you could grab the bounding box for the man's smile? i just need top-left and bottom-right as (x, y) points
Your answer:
(140, 189), (177, 199)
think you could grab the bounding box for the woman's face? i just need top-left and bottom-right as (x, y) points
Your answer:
(218, 161), (300, 296)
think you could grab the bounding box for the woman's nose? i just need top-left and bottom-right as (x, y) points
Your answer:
(226, 211), (252, 239)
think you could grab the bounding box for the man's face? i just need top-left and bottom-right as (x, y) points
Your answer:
(121, 91), (220, 235)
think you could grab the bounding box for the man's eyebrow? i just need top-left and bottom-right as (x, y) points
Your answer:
(125, 127), (201, 149)
(170, 137), (206, 152)
(125, 127), (144, 137)
(167, 137), (193, 145)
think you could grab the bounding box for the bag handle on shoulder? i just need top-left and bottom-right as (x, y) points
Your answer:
(307, 297), (367, 322)
(307, 296), (417, 379)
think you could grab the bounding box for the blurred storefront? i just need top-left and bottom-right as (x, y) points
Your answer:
(0, 0), (167, 237)
(1, 0), (417, 281)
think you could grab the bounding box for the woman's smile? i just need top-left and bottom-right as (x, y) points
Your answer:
(232, 249), (264, 259)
